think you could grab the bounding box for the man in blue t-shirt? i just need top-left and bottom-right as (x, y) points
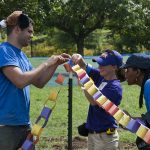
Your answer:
(0, 11), (70, 150)
(72, 50), (123, 150)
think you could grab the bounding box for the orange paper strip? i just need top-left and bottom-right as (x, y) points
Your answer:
(144, 130), (150, 144)
(55, 74), (65, 84)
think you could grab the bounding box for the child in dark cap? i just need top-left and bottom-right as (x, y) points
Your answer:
(122, 53), (150, 150)
(122, 53), (150, 110)
(72, 49), (125, 150)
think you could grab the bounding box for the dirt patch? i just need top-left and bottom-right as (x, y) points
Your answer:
(119, 142), (136, 150)
(41, 136), (137, 149)
(68, 136), (87, 149)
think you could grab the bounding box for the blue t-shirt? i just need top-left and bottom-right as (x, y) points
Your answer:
(0, 42), (32, 125)
(86, 65), (122, 131)
(144, 79), (150, 111)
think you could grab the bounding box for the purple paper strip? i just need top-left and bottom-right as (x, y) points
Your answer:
(40, 107), (52, 121)
(93, 91), (102, 100)
(80, 75), (89, 85)
(126, 118), (141, 133)
(136, 118), (145, 126)
(22, 139), (33, 150)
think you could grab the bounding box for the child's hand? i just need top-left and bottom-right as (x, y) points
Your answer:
(72, 54), (86, 69)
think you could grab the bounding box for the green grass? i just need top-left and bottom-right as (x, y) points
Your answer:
(28, 57), (145, 149)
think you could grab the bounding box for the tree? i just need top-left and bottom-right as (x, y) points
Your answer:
(1, 0), (149, 54)
(41, 0), (132, 55)
(108, 0), (150, 52)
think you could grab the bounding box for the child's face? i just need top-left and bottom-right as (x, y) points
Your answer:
(98, 65), (117, 78)
(125, 68), (138, 85)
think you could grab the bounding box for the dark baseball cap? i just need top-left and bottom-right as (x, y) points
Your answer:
(92, 49), (123, 67)
(121, 53), (150, 70)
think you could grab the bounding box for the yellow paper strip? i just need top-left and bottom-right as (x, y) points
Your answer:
(76, 68), (85, 75)
(72, 65), (80, 71)
(96, 95), (108, 106)
(31, 124), (43, 136)
(48, 92), (58, 101)
(136, 124), (148, 139)
(84, 80), (93, 90)
(119, 113), (131, 127)
(113, 110), (124, 122)
(87, 84), (99, 96)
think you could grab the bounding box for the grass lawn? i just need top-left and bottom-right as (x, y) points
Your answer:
(29, 57), (146, 149)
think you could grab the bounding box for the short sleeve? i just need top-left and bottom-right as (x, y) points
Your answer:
(0, 46), (19, 68)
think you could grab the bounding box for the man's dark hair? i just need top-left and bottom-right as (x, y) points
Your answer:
(6, 13), (34, 35)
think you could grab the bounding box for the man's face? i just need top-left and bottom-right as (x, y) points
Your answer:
(17, 23), (33, 47)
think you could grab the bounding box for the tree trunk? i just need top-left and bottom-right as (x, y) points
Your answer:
(76, 38), (84, 56)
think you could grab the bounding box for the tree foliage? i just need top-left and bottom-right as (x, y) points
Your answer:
(108, 0), (150, 52)
(40, 0), (150, 54)
(0, 0), (149, 54)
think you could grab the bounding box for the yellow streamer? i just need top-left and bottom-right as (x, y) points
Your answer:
(31, 124), (43, 136)
(48, 91), (58, 101)
(113, 110), (124, 122)
(87, 84), (99, 96)
(43, 90), (59, 109)
(76, 68), (85, 75)
(84, 80), (93, 90)
(72, 64), (80, 71)
(119, 113), (131, 127)
(136, 124), (148, 139)
(96, 95), (108, 106)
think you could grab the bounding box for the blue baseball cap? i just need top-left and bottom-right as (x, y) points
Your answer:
(121, 53), (150, 70)
(92, 49), (123, 67)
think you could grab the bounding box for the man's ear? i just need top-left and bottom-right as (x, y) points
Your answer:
(14, 25), (21, 34)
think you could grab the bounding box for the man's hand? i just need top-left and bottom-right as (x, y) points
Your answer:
(72, 54), (86, 69)
(57, 53), (71, 65)
(46, 53), (71, 66)
(61, 53), (71, 60)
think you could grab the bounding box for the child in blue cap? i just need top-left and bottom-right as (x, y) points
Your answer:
(72, 49), (124, 150)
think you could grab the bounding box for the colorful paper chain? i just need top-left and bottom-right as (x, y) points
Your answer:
(18, 73), (66, 150)
(19, 61), (150, 149)
(72, 64), (150, 144)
